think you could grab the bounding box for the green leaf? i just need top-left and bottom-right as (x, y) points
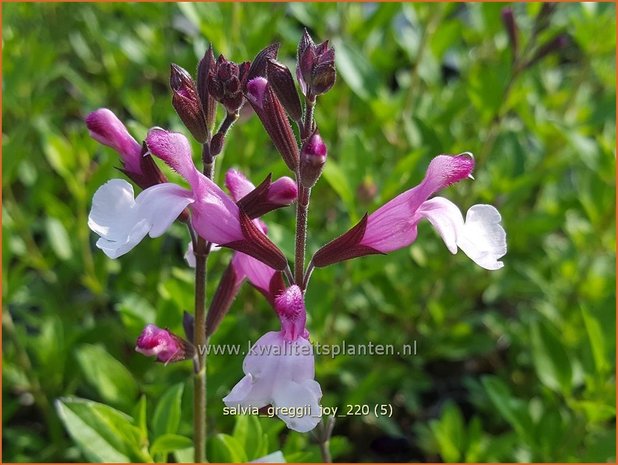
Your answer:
(530, 319), (573, 393)
(332, 38), (379, 101)
(55, 397), (150, 462)
(233, 414), (267, 460)
(430, 401), (464, 462)
(75, 344), (138, 410)
(133, 395), (148, 440)
(482, 376), (533, 443)
(208, 433), (248, 463)
(150, 434), (193, 455)
(42, 131), (75, 178)
(152, 382), (184, 438)
(581, 306), (609, 375)
(45, 217), (72, 261)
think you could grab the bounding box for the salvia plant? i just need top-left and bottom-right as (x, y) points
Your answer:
(86, 30), (507, 462)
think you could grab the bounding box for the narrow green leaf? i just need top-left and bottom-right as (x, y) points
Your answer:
(430, 401), (464, 462)
(75, 344), (138, 410)
(581, 306), (609, 375)
(152, 383), (184, 438)
(233, 414), (264, 460)
(55, 397), (148, 463)
(530, 320), (573, 393)
(332, 38), (379, 101)
(45, 217), (72, 261)
(150, 434), (193, 455)
(133, 395), (148, 440)
(482, 376), (533, 443)
(208, 433), (248, 463)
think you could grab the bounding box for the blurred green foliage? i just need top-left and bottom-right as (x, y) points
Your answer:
(3, 2), (615, 462)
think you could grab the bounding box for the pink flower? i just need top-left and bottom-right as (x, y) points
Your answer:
(86, 109), (167, 189)
(88, 129), (287, 270)
(223, 285), (322, 433)
(313, 153), (507, 270)
(201, 169), (291, 336)
(135, 324), (193, 364)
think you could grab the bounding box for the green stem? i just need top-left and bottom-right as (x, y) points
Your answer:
(193, 153), (215, 463)
(294, 185), (310, 286)
(319, 439), (332, 463)
(193, 237), (208, 463)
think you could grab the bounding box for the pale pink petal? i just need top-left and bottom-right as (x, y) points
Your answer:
(223, 331), (320, 433)
(223, 374), (271, 409)
(145, 128), (202, 192)
(272, 379), (322, 432)
(146, 129), (244, 245)
(86, 109), (141, 173)
(417, 197), (463, 254)
(88, 179), (193, 258)
(223, 331), (282, 409)
(458, 205), (507, 270)
(362, 194), (419, 253)
(225, 169), (255, 202)
(232, 252), (276, 295)
(190, 193), (243, 245)
(184, 241), (196, 268)
(419, 198), (506, 270)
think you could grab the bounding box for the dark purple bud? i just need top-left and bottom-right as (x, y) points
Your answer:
(182, 310), (194, 342)
(245, 77), (300, 171)
(207, 55), (246, 114)
(210, 132), (225, 156)
(135, 324), (195, 364)
(526, 34), (569, 68)
(311, 59), (336, 96)
(299, 130), (327, 188)
(534, 3), (557, 34)
(267, 59), (302, 122)
(501, 7), (518, 58)
(197, 45), (217, 130)
(312, 214), (383, 268)
(170, 64), (208, 143)
(246, 43), (280, 85)
(206, 261), (243, 337)
(296, 29), (336, 98)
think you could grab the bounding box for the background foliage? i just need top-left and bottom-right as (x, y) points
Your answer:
(3, 2), (615, 462)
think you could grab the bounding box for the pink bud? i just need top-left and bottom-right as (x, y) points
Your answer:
(246, 77), (268, 109)
(268, 176), (298, 205)
(135, 324), (193, 364)
(86, 109), (141, 173)
(299, 131), (327, 188)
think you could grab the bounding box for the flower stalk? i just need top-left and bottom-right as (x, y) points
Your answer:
(294, 185), (311, 286)
(193, 234), (208, 463)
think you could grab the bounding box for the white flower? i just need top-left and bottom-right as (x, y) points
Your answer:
(223, 331), (322, 433)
